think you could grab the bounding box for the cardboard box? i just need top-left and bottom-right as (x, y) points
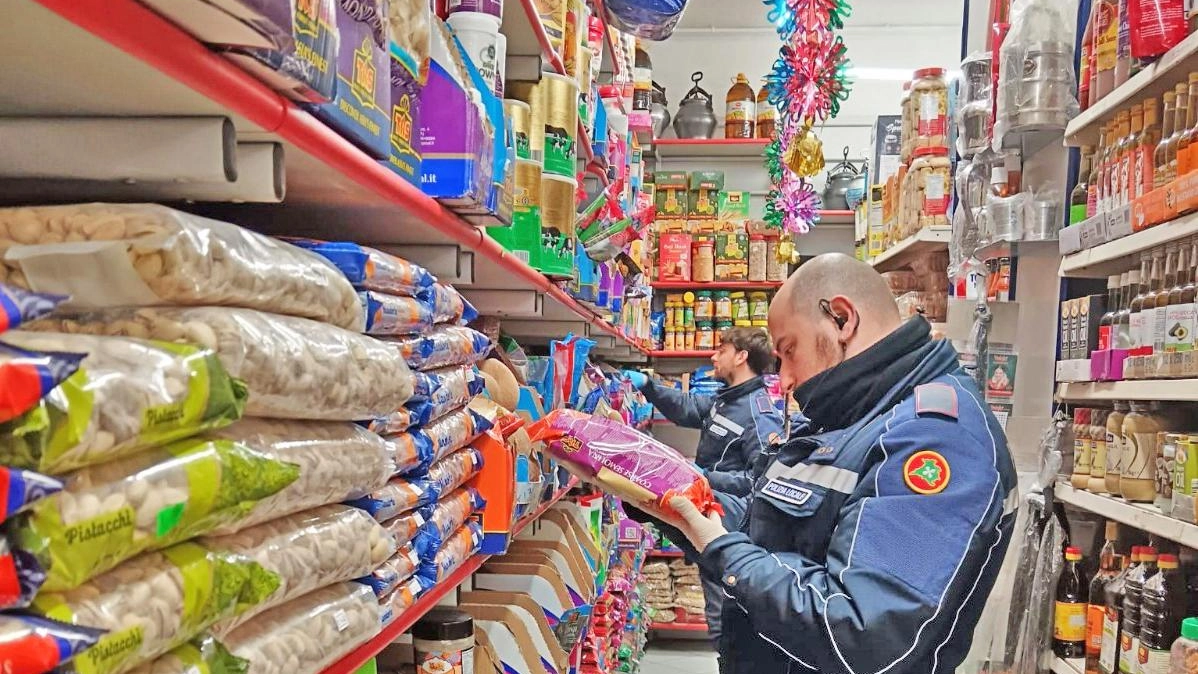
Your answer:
(311, 0), (392, 157)
(871, 114), (902, 185)
(460, 607), (543, 674)
(461, 591), (570, 673)
(218, 0), (339, 103)
(509, 539), (594, 602)
(469, 430), (517, 555)
(715, 230), (748, 281)
(657, 233), (692, 282)
(1076, 294), (1107, 361)
(717, 191), (752, 222)
(475, 562), (573, 620)
(1059, 299), (1073, 359)
(688, 171), (724, 219)
(383, 48), (424, 187)
(653, 171), (688, 218)
(419, 60), (492, 208)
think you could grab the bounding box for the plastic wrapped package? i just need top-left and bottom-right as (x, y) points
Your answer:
(528, 410), (722, 518)
(385, 509), (427, 547)
(420, 283), (478, 325)
(345, 477), (432, 522)
(0, 204), (362, 330)
(0, 467), (60, 525)
(357, 544), (421, 597)
(380, 576), (423, 626)
(0, 614), (104, 674)
(386, 431), (434, 476)
(203, 504), (396, 633)
(991, 0), (1078, 149)
(387, 326), (492, 370)
(424, 449), (484, 501)
(405, 366), (483, 426)
(282, 240), (435, 296)
(602, 0), (689, 40)
(31, 542), (278, 674)
(386, 0), (431, 67)
(414, 488), (485, 561)
(0, 344), (83, 425)
(0, 331), (247, 474)
(205, 419), (396, 534)
(417, 520), (483, 585)
(368, 407), (414, 435)
(124, 636), (244, 674)
(418, 407), (493, 466)
(359, 291), (433, 336)
(8, 437), (299, 592)
(28, 307), (412, 421)
(0, 283), (65, 332)
(221, 582), (382, 674)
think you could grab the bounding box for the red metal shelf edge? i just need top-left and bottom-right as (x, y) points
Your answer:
(648, 350), (717, 358)
(649, 281), (783, 290)
(322, 480), (578, 674)
(35, 0), (640, 353)
(654, 138), (770, 146)
(649, 622), (708, 632)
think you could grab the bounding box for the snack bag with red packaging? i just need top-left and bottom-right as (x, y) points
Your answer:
(1130, 0), (1188, 60)
(527, 409), (723, 518)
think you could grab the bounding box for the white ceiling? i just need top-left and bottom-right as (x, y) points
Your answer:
(674, 0), (964, 31)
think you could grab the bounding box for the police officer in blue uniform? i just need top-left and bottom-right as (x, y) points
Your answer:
(633, 254), (1018, 674)
(625, 326), (783, 645)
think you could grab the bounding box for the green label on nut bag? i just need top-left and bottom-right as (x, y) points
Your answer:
(72, 626), (144, 674)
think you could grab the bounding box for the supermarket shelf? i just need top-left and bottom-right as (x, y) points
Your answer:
(650, 622), (708, 632)
(1051, 657), (1085, 674)
(870, 227), (952, 272)
(648, 350), (718, 359)
(1056, 379), (1198, 402)
(1065, 30), (1198, 147)
(649, 281), (784, 290)
(1055, 484), (1198, 549)
(1059, 211), (1198, 278)
(10, 0), (644, 353)
(323, 481), (578, 674)
(652, 138), (771, 159)
(648, 549), (684, 557)
(817, 209), (857, 225)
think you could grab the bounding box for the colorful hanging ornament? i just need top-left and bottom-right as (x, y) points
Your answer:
(783, 120), (824, 177)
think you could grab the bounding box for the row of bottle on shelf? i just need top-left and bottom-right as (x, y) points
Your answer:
(1061, 238), (1198, 379)
(1053, 523), (1197, 674)
(1068, 404), (1197, 521)
(1072, 76), (1198, 224)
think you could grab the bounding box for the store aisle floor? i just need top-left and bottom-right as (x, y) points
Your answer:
(642, 639), (719, 674)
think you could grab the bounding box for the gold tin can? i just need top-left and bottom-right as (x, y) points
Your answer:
(540, 173), (577, 237)
(507, 81), (546, 162)
(541, 72), (579, 177)
(504, 99), (534, 162)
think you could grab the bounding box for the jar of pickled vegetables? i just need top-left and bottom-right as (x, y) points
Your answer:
(714, 291), (733, 321)
(696, 321), (715, 349)
(730, 292), (749, 322)
(695, 291), (714, 321)
(749, 292), (769, 321)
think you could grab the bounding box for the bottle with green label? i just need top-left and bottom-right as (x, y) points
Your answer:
(1073, 147), (1094, 225)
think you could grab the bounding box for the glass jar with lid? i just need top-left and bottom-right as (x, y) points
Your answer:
(694, 291), (714, 321)
(729, 291), (749, 322)
(663, 298), (676, 328)
(765, 233), (787, 281)
(749, 292), (769, 321)
(664, 328), (677, 351)
(696, 321), (715, 349)
(692, 239), (715, 283)
(912, 67), (948, 149)
(911, 147), (952, 229)
(715, 319), (733, 342)
(714, 291), (733, 321)
(682, 325), (696, 350)
(748, 234), (767, 282)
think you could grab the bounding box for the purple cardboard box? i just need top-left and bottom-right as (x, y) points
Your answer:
(383, 47), (424, 187)
(311, 0), (392, 158)
(419, 60), (491, 210)
(220, 0), (339, 102)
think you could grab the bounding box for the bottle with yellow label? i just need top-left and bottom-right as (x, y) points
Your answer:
(1056, 546), (1090, 659)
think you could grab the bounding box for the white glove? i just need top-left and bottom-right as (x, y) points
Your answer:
(667, 496), (728, 553)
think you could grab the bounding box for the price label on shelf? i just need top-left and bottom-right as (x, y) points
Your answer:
(1079, 215), (1108, 250)
(1105, 205), (1133, 241)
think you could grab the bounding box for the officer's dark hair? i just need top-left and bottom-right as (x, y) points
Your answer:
(720, 327), (775, 375)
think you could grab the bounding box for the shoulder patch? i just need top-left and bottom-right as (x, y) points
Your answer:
(914, 382), (958, 420)
(755, 393), (776, 415)
(903, 450), (951, 495)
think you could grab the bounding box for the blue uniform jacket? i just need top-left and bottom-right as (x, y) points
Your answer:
(647, 340), (1018, 674)
(639, 375), (784, 473)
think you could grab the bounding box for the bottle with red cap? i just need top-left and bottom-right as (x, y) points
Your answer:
(1139, 553), (1185, 674)
(1122, 546), (1159, 673)
(1058, 546), (1091, 658)
(1101, 546), (1136, 674)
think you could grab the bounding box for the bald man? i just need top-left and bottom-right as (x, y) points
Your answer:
(633, 254), (1017, 674)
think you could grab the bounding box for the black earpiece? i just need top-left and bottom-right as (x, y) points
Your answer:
(818, 299), (848, 329)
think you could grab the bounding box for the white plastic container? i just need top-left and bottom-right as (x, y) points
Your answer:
(447, 12), (501, 94)
(447, 0), (503, 20)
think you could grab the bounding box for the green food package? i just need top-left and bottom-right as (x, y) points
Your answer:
(126, 636), (248, 674)
(688, 171), (725, 219)
(653, 171), (689, 218)
(10, 438), (298, 592)
(717, 191), (752, 222)
(0, 332), (248, 474)
(34, 542), (276, 674)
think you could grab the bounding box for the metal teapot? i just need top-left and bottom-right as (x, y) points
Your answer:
(821, 147), (861, 210)
(650, 82), (671, 138)
(672, 72), (717, 139)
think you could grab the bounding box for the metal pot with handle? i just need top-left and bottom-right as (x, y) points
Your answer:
(651, 82), (671, 138)
(672, 72), (717, 139)
(821, 147), (861, 210)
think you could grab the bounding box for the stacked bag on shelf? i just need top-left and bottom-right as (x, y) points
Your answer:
(641, 561), (675, 623)
(0, 202), (484, 674)
(669, 559), (706, 624)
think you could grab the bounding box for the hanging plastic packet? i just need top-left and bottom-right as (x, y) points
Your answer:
(528, 409), (723, 519)
(405, 366), (483, 424)
(387, 326), (492, 370)
(424, 449), (485, 501)
(0, 537), (43, 609)
(0, 614), (105, 674)
(0, 284), (65, 333)
(385, 509), (428, 547)
(416, 406), (493, 467)
(419, 283), (479, 325)
(414, 488), (486, 561)
(360, 291), (434, 336)
(281, 239), (436, 297)
(385, 430), (434, 476)
(1129, 0), (1187, 60)
(344, 477), (433, 522)
(0, 342), (84, 426)
(417, 520), (483, 585)
(356, 544), (421, 597)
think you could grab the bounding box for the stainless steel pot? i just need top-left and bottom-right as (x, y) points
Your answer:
(650, 82), (671, 138)
(672, 72), (717, 139)
(821, 147), (860, 211)
(1013, 41), (1074, 129)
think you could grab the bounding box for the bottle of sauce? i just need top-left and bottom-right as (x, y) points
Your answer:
(1058, 546), (1091, 659)
(1176, 73), (1198, 177)
(1089, 522), (1123, 674)
(1116, 0), (1132, 87)
(1104, 120), (1121, 212)
(1155, 92), (1179, 189)
(1094, 0), (1118, 102)
(633, 45), (652, 113)
(1122, 402), (1165, 502)
(1105, 401), (1130, 495)
(1153, 245), (1179, 378)
(1130, 254), (1154, 370)
(1166, 239), (1196, 378)
(1158, 433), (1181, 513)
(1138, 553), (1184, 674)
(1074, 148), (1095, 225)
(1099, 274), (1123, 351)
(1090, 137), (1104, 217)
(725, 73), (755, 139)
(1138, 98), (1163, 199)
(1115, 109), (1134, 206)
(1098, 124), (1113, 213)
(1167, 83), (1192, 184)
(1120, 547), (1158, 673)
(756, 79), (775, 138)
(1116, 272), (1136, 351)
(1092, 409), (1111, 493)
(1076, 408), (1095, 489)
(1100, 544), (1130, 674)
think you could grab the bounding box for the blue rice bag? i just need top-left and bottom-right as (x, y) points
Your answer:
(387, 326), (492, 371)
(424, 449), (484, 502)
(414, 487), (485, 561)
(419, 283), (479, 325)
(405, 366), (482, 422)
(282, 239), (436, 296)
(344, 477), (432, 522)
(356, 543), (420, 597)
(359, 291), (434, 336)
(416, 520), (483, 586)
(416, 408), (492, 467)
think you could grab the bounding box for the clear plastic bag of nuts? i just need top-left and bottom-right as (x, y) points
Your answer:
(204, 504), (397, 634)
(124, 635), (243, 674)
(0, 204), (363, 331)
(29, 306), (414, 420)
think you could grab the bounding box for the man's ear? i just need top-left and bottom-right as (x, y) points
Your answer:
(734, 349), (749, 367)
(828, 295), (857, 339)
